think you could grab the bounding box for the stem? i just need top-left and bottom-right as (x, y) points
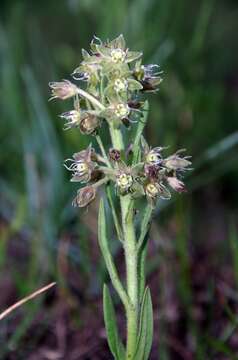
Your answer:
(109, 123), (124, 151)
(109, 122), (139, 359)
(95, 135), (111, 167)
(76, 87), (105, 110)
(92, 177), (109, 188)
(121, 195), (138, 359)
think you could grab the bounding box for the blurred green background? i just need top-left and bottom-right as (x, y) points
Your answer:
(1, 0), (238, 359)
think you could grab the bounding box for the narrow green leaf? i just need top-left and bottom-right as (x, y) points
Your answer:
(137, 204), (153, 251)
(98, 199), (129, 310)
(132, 101), (149, 165)
(106, 185), (123, 243)
(103, 284), (125, 360)
(133, 287), (153, 360)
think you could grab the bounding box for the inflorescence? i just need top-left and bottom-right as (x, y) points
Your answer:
(49, 35), (191, 208)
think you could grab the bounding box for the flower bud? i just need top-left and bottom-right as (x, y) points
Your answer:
(80, 113), (100, 134)
(167, 177), (186, 193)
(49, 80), (78, 100)
(72, 186), (96, 207)
(109, 148), (121, 162)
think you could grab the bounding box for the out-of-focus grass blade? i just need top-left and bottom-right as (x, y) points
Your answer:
(206, 336), (238, 360)
(229, 224), (238, 288)
(190, 0), (215, 56)
(196, 131), (238, 166)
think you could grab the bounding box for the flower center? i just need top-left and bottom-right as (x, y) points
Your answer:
(114, 78), (128, 92)
(115, 103), (130, 118)
(111, 48), (126, 63)
(117, 174), (133, 190)
(76, 162), (88, 174)
(146, 183), (159, 197)
(146, 151), (161, 164)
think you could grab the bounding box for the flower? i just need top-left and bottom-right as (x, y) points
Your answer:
(116, 173), (133, 192)
(72, 186), (96, 207)
(115, 163), (134, 194)
(49, 80), (78, 100)
(64, 145), (96, 183)
(134, 61), (162, 91)
(145, 148), (163, 166)
(114, 78), (128, 92)
(144, 180), (171, 207)
(163, 150), (192, 171)
(145, 182), (159, 199)
(91, 35), (142, 65)
(114, 103), (130, 119)
(167, 177), (186, 193)
(104, 77), (142, 99)
(111, 48), (126, 63)
(60, 110), (81, 130)
(141, 137), (164, 166)
(101, 101), (131, 124)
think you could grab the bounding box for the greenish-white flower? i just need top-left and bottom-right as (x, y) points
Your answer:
(114, 103), (130, 119)
(114, 78), (128, 92)
(117, 173), (133, 191)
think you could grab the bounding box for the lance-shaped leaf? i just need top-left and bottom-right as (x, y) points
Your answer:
(103, 284), (126, 360)
(133, 287), (153, 360)
(137, 204), (153, 252)
(132, 100), (149, 165)
(98, 199), (129, 310)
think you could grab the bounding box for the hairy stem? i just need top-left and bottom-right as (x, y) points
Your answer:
(76, 87), (105, 110)
(109, 122), (139, 359)
(95, 135), (111, 167)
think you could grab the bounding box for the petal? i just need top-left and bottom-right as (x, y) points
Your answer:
(109, 34), (126, 50)
(159, 183), (171, 200)
(126, 51), (143, 63)
(128, 79), (143, 91)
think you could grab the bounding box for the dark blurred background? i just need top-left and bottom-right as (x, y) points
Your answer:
(0, 0), (238, 359)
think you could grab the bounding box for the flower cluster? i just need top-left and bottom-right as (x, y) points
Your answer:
(104, 140), (191, 207)
(49, 35), (191, 208)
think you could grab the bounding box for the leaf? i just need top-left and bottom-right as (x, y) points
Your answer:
(98, 199), (129, 317)
(137, 204), (153, 252)
(103, 284), (126, 360)
(133, 287), (153, 360)
(132, 101), (149, 165)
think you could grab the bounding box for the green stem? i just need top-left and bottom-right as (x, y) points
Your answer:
(121, 195), (138, 359)
(109, 123), (124, 151)
(109, 122), (139, 359)
(76, 87), (105, 110)
(95, 134), (111, 167)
